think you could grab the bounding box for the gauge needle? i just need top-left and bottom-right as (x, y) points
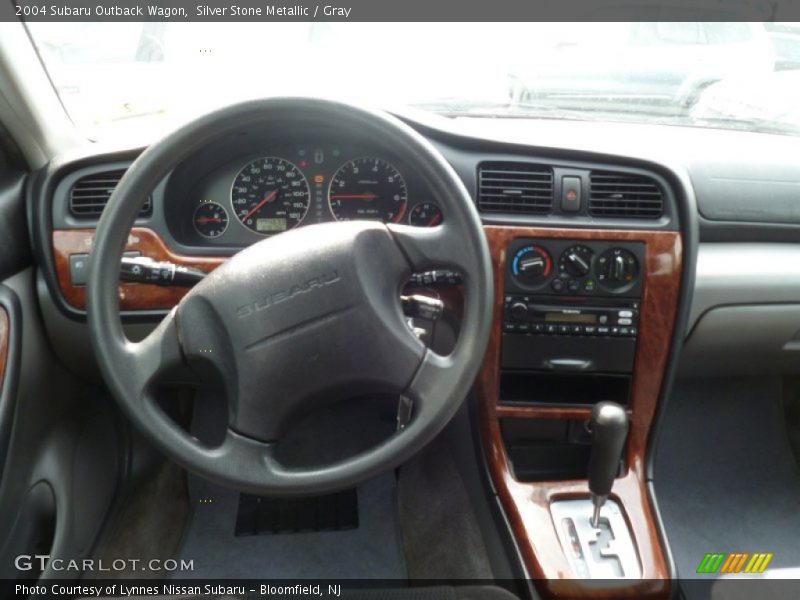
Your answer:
(242, 190), (278, 221)
(427, 213), (442, 226)
(196, 217), (223, 224)
(329, 193), (378, 201)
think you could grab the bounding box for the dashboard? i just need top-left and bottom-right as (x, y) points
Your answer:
(29, 104), (800, 597)
(41, 115), (685, 320)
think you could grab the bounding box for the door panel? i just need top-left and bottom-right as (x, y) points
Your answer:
(0, 145), (124, 586)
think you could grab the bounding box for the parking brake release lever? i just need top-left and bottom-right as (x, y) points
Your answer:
(119, 256), (206, 287)
(588, 401), (628, 528)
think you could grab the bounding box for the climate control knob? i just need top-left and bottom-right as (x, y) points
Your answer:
(511, 245), (552, 286)
(559, 245), (594, 277)
(597, 248), (639, 290)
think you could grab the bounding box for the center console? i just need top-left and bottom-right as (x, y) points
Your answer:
(476, 225), (681, 598)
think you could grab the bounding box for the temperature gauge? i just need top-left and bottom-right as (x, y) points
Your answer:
(193, 202), (229, 238)
(409, 202), (443, 227)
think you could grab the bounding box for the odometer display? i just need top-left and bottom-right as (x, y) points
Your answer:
(231, 157), (310, 234)
(328, 158), (408, 223)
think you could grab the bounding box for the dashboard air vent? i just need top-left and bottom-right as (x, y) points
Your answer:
(69, 169), (152, 219)
(589, 171), (663, 218)
(478, 162), (553, 214)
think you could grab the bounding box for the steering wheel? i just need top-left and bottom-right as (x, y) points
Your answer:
(87, 98), (493, 495)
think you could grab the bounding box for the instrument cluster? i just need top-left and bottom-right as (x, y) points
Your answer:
(174, 143), (443, 247)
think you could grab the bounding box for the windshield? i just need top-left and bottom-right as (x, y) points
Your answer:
(25, 22), (800, 139)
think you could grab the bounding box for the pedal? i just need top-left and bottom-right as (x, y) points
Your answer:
(234, 489), (358, 536)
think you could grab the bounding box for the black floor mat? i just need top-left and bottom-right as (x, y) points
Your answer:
(176, 389), (406, 578)
(235, 488), (358, 535)
(654, 377), (800, 599)
(174, 473), (407, 579)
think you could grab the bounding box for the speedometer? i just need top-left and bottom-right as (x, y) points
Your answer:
(328, 158), (408, 223)
(231, 157), (310, 234)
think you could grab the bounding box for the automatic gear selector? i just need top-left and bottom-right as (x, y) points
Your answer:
(550, 402), (640, 579)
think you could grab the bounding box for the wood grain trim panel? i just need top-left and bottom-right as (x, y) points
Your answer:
(478, 225), (681, 598)
(53, 228), (226, 311)
(0, 308), (8, 394)
(53, 228), (466, 314)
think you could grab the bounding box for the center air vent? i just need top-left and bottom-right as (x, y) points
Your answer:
(69, 169), (152, 219)
(478, 162), (553, 214)
(589, 171), (663, 218)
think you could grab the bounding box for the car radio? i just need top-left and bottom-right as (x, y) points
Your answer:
(503, 297), (639, 338)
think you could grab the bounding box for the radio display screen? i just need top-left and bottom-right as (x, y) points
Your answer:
(544, 312), (597, 324)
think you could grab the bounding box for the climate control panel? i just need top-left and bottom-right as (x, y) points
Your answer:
(506, 239), (644, 298)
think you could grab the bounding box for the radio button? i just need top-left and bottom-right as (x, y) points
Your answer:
(618, 327), (630, 336)
(598, 315), (609, 324)
(551, 278), (565, 292)
(572, 325), (583, 334)
(546, 324), (558, 334)
(597, 326), (610, 335)
(567, 279), (581, 293)
(559, 325), (571, 334)
(584, 325), (597, 335)
(618, 318), (632, 326)
(619, 310), (633, 318)
(532, 323), (544, 333)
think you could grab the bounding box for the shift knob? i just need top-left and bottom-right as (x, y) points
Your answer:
(588, 401), (628, 527)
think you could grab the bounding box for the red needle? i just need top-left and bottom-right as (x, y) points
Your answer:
(242, 190), (277, 221)
(330, 193), (378, 201)
(196, 217), (222, 224)
(427, 213), (442, 227)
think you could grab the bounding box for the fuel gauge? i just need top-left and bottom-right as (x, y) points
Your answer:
(193, 202), (229, 238)
(409, 202), (443, 227)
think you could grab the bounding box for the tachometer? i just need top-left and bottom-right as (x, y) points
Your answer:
(328, 158), (408, 223)
(231, 157), (310, 234)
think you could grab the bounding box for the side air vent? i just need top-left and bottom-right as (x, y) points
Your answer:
(68, 169), (152, 219)
(478, 162), (553, 214)
(589, 171), (664, 218)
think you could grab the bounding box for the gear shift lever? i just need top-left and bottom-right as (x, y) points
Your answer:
(588, 401), (628, 528)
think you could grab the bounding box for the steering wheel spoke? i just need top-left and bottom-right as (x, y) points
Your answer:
(124, 308), (185, 405)
(387, 222), (473, 275)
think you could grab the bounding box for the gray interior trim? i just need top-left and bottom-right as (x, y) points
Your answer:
(690, 152), (800, 224)
(680, 304), (800, 378)
(0, 23), (82, 166)
(0, 269), (122, 581)
(688, 243), (800, 334)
